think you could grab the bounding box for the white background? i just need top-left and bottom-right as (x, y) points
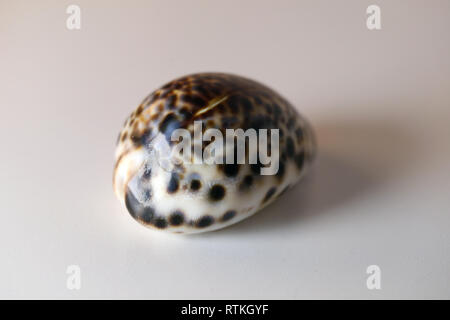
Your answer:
(1, 0), (449, 299)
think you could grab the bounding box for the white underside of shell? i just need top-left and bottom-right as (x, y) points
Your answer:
(114, 130), (315, 234)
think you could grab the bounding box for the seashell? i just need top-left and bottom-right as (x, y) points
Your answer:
(113, 73), (316, 234)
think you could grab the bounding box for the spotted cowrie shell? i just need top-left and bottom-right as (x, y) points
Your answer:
(113, 73), (316, 234)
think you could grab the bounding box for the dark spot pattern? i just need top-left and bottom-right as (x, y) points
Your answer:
(190, 179), (201, 191)
(165, 94), (178, 110)
(286, 137), (295, 158)
(295, 151), (305, 170)
(154, 217), (168, 229)
(250, 162), (263, 175)
(159, 113), (181, 141)
(227, 95), (240, 114)
(182, 94), (206, 108)
(240, 97), (253, 111)
(141, 167), (152, 180)
(222, 163), (239, 177)
(179, 107), (193, 119)
(130, 132), (141, 146)
(142, 189), (152, 201)
(221, 210), (236, 222)
(167, 172), (179, 193)
(139, 129), (153, 148)
(169, 211), (185, 226)
(295, 127), (303, 142)
(239, 175), (253, 190)
(140, 208), (154, 224)
(135, 105), (144, 116)
(125, 188), (155, 224)
(196, 215), (214, 228)
(209, 184), (226, 201)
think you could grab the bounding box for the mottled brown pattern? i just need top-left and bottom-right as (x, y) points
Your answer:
(117, 73), (311, 160)
(113, 72), (316, 233)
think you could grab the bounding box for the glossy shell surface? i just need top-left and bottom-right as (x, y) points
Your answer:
(113, 73), (315, 234)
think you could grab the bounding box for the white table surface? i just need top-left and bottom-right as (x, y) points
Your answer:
(1, 0), (449, 299)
